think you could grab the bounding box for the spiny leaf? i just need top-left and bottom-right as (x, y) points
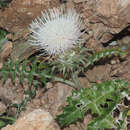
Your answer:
(19, 72), (24, 84)
(0, 58), (48, 86)
(87, 114), (116, 130)
(0, 29), (7, 40)
(0, 0), (12, 8)
(87, 92), (122, 130)
(0, 115), (16, 129)
(56, 80), (129, 128)
(0, 58), (75, 87)
(51, 47), (128, 78)
(116, 110), (127, 130)
(2, 70), (9, 84)
(0, 120), (5, 128)
(85, 48), (128, 68)
(51, 47), (89, 78)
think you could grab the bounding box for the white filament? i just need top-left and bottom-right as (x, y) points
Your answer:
(29, 7), (83, 55)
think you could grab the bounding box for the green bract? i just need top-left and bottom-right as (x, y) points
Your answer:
(51, 47), (128, 78)
(51, 46), (89, 77)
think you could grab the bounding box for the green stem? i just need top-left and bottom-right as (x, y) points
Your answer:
(48, 75), (76, 88)
(54, 77), (76, 87)
(0, 116), (16, 122)
(24, 73), (76, 88)
(32, 72), (76, 88)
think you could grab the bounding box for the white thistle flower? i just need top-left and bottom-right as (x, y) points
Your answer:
(29, 7), (83, 55)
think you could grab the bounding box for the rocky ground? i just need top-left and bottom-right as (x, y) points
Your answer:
(0, 0), (130, 130)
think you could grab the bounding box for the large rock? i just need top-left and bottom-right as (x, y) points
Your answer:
(2, 109), (60, 130)
(0, 0), (60, 40)
(41, 82), (73, 117)
(80, 0), (130, 43)
(0, 102), (6, 114)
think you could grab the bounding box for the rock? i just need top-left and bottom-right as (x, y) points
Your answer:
(83, 114), (92, 128)
(41, 83), (73, 117)
(110, 54), (130, 81)
(10, 40), (37, 62)
(0, 0), (60, 39)
(2, 109), (60, 130)
(0, 102), (6, 114)
(119, 0), (130, 7)
(0, 79), (24, 105)
(0, 78), (25, 117)
(0, 41), (12, 61)
(79, 77), (90, 88)
(95, 0), (130, 30)
(96, 0), (120, 18)
(81, 0), (130, 44)
(85, 64), (111, 82)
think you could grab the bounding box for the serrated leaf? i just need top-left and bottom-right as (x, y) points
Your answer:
(0, 120), (5, 128)
(33, 80), (40, 86)
(0, 115), (16, 129)
(56, 100), (86, 127)
(19, 72), (24, 85)
(28, 73), (33, 86)
(15, 59), (21, 73)
(39, 73), (47, 85)
(116, 110), (128, 130)
(21, 59), (28, 71)
(10, 70), (16, 83)
(72, 73), (83, 88)
(56, 80), (129, 128)
(87, 114), (116, 130)
(2, 70), (9, 83)
(87, 93), (121, 130)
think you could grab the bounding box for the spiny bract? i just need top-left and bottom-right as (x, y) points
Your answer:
(29, 7), (83, 55)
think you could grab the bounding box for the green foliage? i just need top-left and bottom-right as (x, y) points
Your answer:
(0, 46), (127, 86)
(51, 46), (89, 78)
(0, 57), (76, 120)
(0, 57), (76, 88)
(0, 58), (41, 118)
(0, 58), (50, 86)
(51, 47), (128, 78)
(84, 47), (128, 68)
(0, 115), (16, 129)
(0, 43), (129, 129)
(0, 29), (7, 52)
(116, 110), (128, 130)
(11, 94), (33, 118)
(0, 0), (12, 8)
(0, 29), (7, 40)
(56, 80), (130, 129)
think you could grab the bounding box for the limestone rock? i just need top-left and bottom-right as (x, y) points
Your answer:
(41, 83), (73, 117)
(0, 0), (60, 40)
(81, 0), (130, 43)
(0, 102), (6, 114)
(0, 41), (12, 61)
(2, 109), (60, 130)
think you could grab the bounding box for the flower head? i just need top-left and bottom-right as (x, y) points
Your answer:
(29, 7), (83, 55)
